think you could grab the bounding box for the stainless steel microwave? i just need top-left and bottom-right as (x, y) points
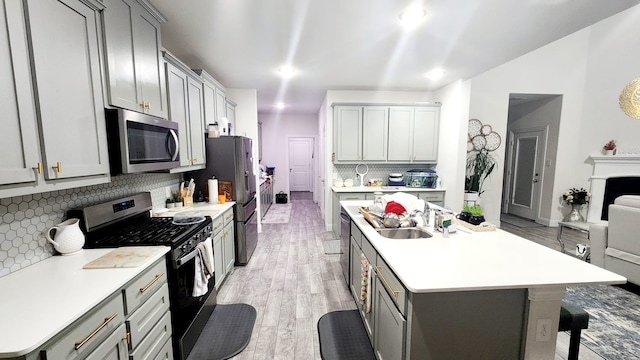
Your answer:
(106, 108), (179, 174)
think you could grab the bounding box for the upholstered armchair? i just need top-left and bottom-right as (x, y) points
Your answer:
(590, 195), (640, 284)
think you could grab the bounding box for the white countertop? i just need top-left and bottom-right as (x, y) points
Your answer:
(154, 201), (235, 218)
(0, 247), (169, 358)
(341, 200), (626, 293)
(332, 186), (445, 193)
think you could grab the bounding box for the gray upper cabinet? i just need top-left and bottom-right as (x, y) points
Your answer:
(103, 0), (168, 119)
(362, 106), (389, 161)
(334, 106), (363, 161)
(0, 0), (40, 186)
(0, 0), (111, 198)
(334, 104), (440, 164)
(165, 52), (206, 171)
(26, 0), (110, 180)
(226, 99), (236, 134)
(195, 69), (227, 128)
(388, 106), (440, 163)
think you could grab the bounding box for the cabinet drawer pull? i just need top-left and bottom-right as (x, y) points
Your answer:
(139, 273), (164, 293)
(214, 224), (222, 231)
(122, 332), (131, 345)
(74, 313), (118, 349)
(374, 265), (399, 298)
(52, 162), (62, 172)
(34, 162), (42, 174)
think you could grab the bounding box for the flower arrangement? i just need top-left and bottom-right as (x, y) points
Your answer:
(603, 140), (616, 151)
(562, 188), (590, 205)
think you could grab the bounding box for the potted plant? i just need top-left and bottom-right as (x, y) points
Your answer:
(562, 187), (590, 222)
(465, 148), (497, 198)
(458, 203), (473, 223)
(166, 198), (175, 209)
(603, 139), (616, 155)
(468, 205), (485, 225)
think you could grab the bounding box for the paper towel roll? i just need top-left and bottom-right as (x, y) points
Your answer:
(208, 179), (219, 204)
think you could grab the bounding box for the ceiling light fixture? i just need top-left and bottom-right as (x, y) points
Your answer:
(275, 102), (286, 110)
(278, 65), (296, 78)
(425, 68), (445, 81)
(399, 6), (426, 29)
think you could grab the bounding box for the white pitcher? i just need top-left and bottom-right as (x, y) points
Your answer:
(46, 218), (85, 255)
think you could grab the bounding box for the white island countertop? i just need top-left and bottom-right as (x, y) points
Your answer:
(341, 200), (626, 293)
(0, 247), (169, 358)
(333, 186), (445, 193)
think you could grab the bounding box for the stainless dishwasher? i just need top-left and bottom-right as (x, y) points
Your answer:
(340, 207), (351, 286)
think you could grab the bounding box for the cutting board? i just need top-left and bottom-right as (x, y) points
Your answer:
(83, 247), (166, 269)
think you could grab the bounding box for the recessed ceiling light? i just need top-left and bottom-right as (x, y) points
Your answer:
(278, 65), (296, 78)
(275, 102), (286, 110)
(425, 68), (445, 81)
(399, 6), (426, 29)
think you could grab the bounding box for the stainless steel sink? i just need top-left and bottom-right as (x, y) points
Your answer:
(376, 227), (433, 239)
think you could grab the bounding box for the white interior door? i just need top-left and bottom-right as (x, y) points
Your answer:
(289, 137), (313, 192)
(508, 129), (545, 220)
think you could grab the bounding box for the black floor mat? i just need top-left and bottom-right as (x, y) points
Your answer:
(187, 303), (257, 360)
(317, 310), (376, 360)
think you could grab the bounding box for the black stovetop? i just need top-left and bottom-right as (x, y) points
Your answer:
(84, 214), (211, 249)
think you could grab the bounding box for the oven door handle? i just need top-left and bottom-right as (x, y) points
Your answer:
(175, 248), (199, 268)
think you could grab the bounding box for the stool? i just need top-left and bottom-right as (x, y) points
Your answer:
(317, 310), (375, 360)
(558, 301), (590, 360)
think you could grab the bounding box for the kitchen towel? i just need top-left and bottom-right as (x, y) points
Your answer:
(366, 264), (373, 314)
(360, 253), (371, 313)
(192, 244), (209, 297)
(201, 237), (214, 276)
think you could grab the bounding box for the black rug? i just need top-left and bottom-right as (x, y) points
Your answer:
(317, 310), (375, 360)
(565, 284), (640, 360)
(187, 303), (257, 360)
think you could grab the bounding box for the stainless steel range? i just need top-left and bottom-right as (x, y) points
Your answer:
(70, 192), (216, 360)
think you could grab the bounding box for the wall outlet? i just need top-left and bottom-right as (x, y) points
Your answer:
(535, 318), (552, 342)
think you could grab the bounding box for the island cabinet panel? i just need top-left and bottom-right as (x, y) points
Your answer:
(103, 0), (167, 119)
(406, 289), (526, 359)
(374, 276), (406, 360)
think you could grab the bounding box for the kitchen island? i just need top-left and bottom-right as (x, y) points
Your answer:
(341, 200), (625, 360)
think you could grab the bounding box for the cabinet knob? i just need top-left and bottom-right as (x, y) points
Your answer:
(139, 101), (146, 108)
(34, 162), (42, 174)
(191, 158), (197, 163)
(145, 102), (151, 109)
(52, 162), (61, 172)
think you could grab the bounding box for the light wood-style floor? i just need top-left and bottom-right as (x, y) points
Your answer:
(217, 194), (599, 359)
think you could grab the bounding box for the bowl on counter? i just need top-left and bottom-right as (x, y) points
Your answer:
(333, 179), (344, 187)
(343, 178), (354, 187)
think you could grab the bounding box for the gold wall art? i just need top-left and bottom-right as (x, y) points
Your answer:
(619, 77), (640, 119)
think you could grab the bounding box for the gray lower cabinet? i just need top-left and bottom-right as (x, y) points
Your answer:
(212, 208), (235, 289)
(1, 0), (111, 198)
(373, 275), (406, 360)
(260, 180), (274, 218)
(86, 323), (130, 360)
(36, 258), (173, 360)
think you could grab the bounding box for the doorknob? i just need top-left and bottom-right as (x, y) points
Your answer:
(290, 168), (292, 172)
(533, 179), (538, 183)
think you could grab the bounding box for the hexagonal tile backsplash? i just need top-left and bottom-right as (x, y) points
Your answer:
(0, 173), (182, 278)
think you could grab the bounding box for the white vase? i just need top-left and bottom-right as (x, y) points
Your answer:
(604, 149), (614, 155)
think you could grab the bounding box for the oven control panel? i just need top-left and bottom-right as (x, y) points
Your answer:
(113, 199), (136, 213)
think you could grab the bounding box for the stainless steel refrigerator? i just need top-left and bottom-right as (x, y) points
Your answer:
(189, 136), (257, 265)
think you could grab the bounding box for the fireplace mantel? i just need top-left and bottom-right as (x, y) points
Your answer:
(587, 154), (640, 223)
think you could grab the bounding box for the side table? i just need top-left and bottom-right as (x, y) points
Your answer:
(557, 221), (591, 254)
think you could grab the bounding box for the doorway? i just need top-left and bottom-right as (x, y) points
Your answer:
(288, 137), (314, 192)
(505, 128), (546, 220)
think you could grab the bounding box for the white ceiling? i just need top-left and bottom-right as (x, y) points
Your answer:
(150, 0), (640, 115)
